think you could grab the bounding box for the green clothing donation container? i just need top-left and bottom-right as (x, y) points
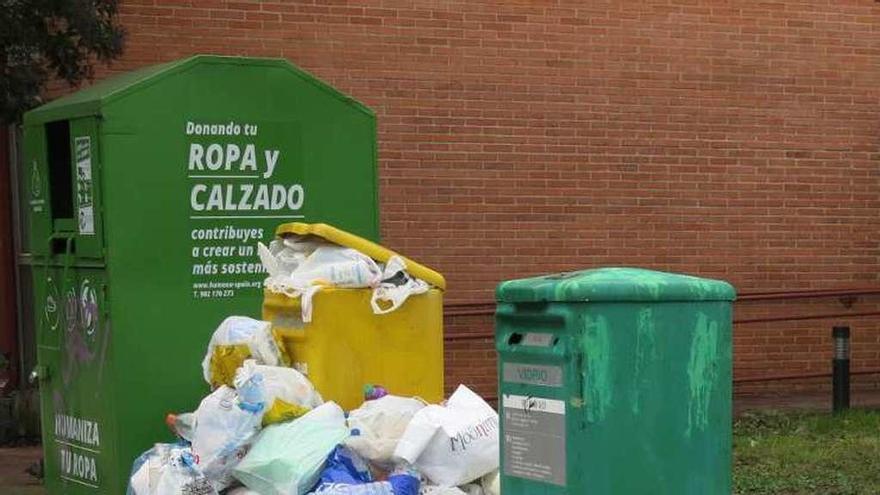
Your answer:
(495, 267), (735, 494)
(21, 55), (379, 494)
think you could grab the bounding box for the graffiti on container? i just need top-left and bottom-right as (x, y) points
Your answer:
(45, 278), (60, 331)
(79, 279), (98, 339)
(58, 278), (109, 390)
(64, 288), (77, 334)
(686, 312), (719, 437)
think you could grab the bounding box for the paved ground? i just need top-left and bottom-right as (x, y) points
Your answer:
(0, 446), (44, 495)
(3, 391), (879, 494)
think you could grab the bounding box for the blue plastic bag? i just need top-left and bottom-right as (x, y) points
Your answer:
(310, 446), (419, 495)
(314, 446), (373, 489)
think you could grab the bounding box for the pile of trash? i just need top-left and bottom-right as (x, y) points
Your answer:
(129, 326), (500, 495)
(128, 229), (499, 495)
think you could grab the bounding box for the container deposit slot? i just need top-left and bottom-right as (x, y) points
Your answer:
(45, 120), (75, 254)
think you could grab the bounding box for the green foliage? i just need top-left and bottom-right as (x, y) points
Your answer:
(734, 410), (880, 494)
(0, 0), (125, 122)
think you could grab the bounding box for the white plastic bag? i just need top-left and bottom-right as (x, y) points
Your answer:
(264, 246), (383, 322)
(128, 444), (217, 495)
(394, 385), (499, 487)
(258, 237), (327, 278)
(345, 395), (426, 467)
(191, 375), (266, 491)
(166, 412), (196, 442)
(290, 246), (382, 288)
(201, 316), (282, 388)
(233, 401), (350, 495)
(129, 443), (173, 495)
(155, 448), (219, 495)
(235, 359), (323, 425)
(258, 241), (287, 278)
(371, 256), (430, 315)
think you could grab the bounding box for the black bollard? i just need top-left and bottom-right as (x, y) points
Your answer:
(832, 326), (850, 414)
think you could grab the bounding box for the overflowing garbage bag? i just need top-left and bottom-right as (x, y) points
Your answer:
(191, 371), (266, 491)
(260, 223), (446, 410)
(263, 245), (383, 322)
(128, 443), (217, 495)
(236, 359), (323, 426)
(345, 395), (426, 468)
(128, 223), (497, 494)
(202, 316), (285, 388)
(259, 224), (438, 323)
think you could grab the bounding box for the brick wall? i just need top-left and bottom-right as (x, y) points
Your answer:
(77, 0), (880, 397)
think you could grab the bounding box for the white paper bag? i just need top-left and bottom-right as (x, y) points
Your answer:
(394, 385), (499, 487)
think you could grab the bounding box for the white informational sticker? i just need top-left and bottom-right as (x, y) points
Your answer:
(502, 394), (567, 486)
(74, 136), (95, 235)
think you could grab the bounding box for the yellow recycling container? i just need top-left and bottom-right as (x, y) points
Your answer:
(263, 223), (445, 410)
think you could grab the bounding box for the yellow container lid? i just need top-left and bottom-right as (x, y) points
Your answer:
(275, 222), (446, 290)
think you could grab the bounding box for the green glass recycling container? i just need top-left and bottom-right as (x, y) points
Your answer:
(496, 267), (735, 494)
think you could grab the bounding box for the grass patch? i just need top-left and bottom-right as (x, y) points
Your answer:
(734, 409), (880, 494)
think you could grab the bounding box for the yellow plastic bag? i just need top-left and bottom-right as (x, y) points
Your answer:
(208, 344), (253, 389)
(201, 317), (283, 388)
(262, 398), (311, 426)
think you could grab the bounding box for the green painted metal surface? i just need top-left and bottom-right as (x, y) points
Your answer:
(21, 55), (379, 493)
(496, 266), (736, 303)
(496, 268), (735, 494)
